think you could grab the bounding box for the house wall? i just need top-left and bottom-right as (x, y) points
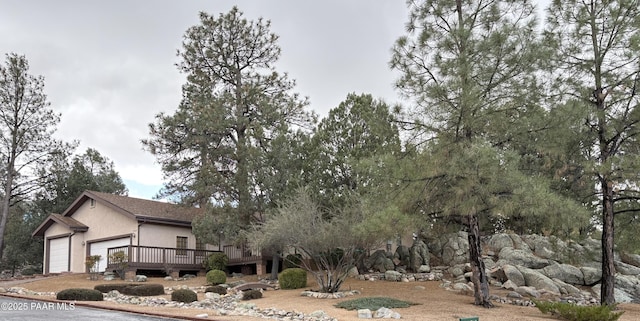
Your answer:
(43, 224), (72, 274)
(67, 200), (138, 272)
(138, 224), (195, 248)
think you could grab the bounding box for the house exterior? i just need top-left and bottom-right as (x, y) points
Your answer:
(32, 191), (269, 276)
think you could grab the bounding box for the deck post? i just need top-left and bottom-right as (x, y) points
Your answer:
(256, 259), (267, 276)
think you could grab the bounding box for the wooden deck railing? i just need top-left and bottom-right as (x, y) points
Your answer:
(106, 244), (267, 270)
(223, 245), (267, 263)
(106, 245), (221, 269)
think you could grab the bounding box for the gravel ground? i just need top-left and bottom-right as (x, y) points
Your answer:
(3, 273), (640, 321)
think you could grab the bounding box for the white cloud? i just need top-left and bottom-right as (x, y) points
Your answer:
(1, 0), (410, 200)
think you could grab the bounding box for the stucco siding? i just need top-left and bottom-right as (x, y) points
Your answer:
(44, 223), (72, 239)
(69, 233), (85, 272)
(63, 200), (137, 273)
(43, 224), (72, 274)
(138, 224), (195, 248)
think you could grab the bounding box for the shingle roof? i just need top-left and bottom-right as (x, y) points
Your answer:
(32, 191), (204, 237)
(52, 213), (89, 230)
(80, 191), (204, 224)
(32, 213), (88, 237)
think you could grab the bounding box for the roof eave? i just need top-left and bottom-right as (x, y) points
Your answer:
(136, 216), (192, 227)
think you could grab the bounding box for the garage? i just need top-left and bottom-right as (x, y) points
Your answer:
(88, 237), (131, 272)
(48, 237), (69, 273)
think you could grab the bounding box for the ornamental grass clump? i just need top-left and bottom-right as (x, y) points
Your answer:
(335, 297), (417, 310)
(533, 300), (624, 321)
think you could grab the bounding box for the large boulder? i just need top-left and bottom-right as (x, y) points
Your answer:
(614, 274), (640, 301)
(497, 247), (549, 269)
(542, 263), (584, 285)
(439, 232), (469, 266)
(592, 283), (636, 304)
(580, 267), (602, 286)
(521, 234), (561, 260)
(503, 264), (526, 286)
(393, 245), (410, 268)
(485, 233), (514, 253)
(615, 261), (640, 276)
(366, 250), (394, 272)
(409, 239), (430, 273)
(551, 278), (582, 296)
(514, 286), (540, 298)
(621, 252), (640, 268)
(518, 267), (560, 294)
(566, 238), (601, 266)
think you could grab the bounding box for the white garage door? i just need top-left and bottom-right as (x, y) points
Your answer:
(49, 237), (69, 273)
(89, 238), (130, 272)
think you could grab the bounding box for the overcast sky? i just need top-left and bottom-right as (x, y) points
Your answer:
(0, 1), (411, 199)
(0, 1), (550, 200)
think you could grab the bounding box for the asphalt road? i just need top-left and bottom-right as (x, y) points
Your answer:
(0, 296), (186, 321)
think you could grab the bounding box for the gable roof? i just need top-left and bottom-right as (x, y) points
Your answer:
(33, 191), (205, 237)
(67, 191), (205, 226)
(32, 213), (89, 237)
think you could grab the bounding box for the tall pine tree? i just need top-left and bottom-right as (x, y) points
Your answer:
(143, 7), (314, 241)
(544, 0), (640, 305)
(391, 0), (548, 307)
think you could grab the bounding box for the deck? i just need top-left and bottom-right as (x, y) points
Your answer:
(106, 244), (268, 273)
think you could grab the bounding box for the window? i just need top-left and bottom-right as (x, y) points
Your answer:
(176, 236), (188, 255)
(195, 239), (206, 257)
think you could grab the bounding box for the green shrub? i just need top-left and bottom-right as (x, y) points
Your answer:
(533, 300), (625, 321)
(242, 289), (262, 300)
(171, 289), (198, 303)
(94, 283), (165, 296)
(21, 266), (40, 276)
(335, 297), (417, 310)
(94, 283), (131, 293)
(57, 288), (104, 301)
(279, 268), (307, 289)
(206, 269), (227, 285)
(283, 254), (303, 269)
(122, 284), (165, 296)
(205, 285), (227, 295)
(203, 252), (228, 271)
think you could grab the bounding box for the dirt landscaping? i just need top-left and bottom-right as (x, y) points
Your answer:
(2, 273), (640, 321)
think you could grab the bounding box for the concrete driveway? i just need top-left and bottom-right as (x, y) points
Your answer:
(0, 296), (186, 321)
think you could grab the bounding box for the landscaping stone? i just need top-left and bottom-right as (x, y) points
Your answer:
(300, 290), (360, 299)
(357, 309), (372, 319)
(384, 270), (401, 281)
(135, 275), (147, 282)
(374, 307), (401, 319)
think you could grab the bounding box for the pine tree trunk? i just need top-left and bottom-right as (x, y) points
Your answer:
(468, 213), (493, 308)
(601, 177), (616, 305)
(0, 167), (15, 260)
(270, 252), (280, 280)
